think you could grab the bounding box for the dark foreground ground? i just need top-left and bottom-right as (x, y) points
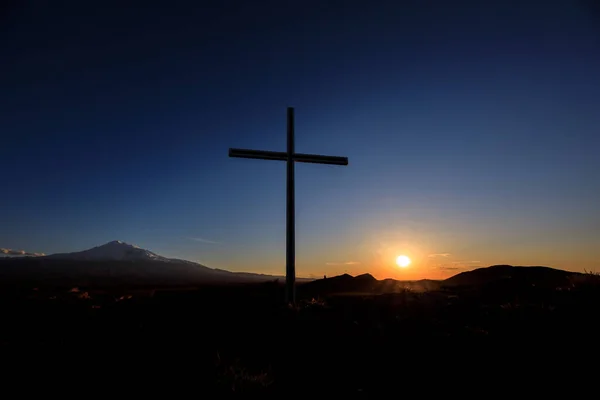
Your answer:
(1, 276), (599, 394)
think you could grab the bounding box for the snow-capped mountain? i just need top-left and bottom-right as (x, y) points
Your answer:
(0, 240), (312, 287)
(45, 240), (174, 262)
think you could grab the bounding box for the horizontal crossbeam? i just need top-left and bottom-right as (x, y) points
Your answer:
(229, 148), (287, 161)
(294, 153), (348, 165)
(229, 148), (348, 166)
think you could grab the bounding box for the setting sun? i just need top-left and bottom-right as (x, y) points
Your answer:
(396, 255), (411, 268)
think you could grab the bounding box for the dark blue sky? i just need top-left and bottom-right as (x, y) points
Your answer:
(2, 0), (599, 278)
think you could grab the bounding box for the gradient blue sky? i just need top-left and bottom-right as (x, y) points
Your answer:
(2, 0), (599, 279)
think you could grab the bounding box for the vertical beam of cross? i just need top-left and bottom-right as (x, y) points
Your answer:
(229, 107), (349, 305)
(286, 107), (295, 305)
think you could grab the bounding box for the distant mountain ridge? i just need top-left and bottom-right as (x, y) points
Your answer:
(300, 264), (581, 295)
(44, 240), (199, 265)
(45, 240), (170, 262)
(0, 240), (308, 287)
(0, 241), (582, 292)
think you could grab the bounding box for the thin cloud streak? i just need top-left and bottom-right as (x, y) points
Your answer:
(1, 248), (45, 257)
(188, 237), (221, 244)
(431, 264), (466, 271)
(428, 253), (451, 258)
(326, 261), (361, 266)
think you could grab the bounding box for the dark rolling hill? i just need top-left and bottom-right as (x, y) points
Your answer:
(298, 272), (441, 297)
(298, 264), (582, 297)
(442, 264), (580, 289)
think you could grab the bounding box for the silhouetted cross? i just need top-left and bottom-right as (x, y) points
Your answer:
(229, 107), (348, 305)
